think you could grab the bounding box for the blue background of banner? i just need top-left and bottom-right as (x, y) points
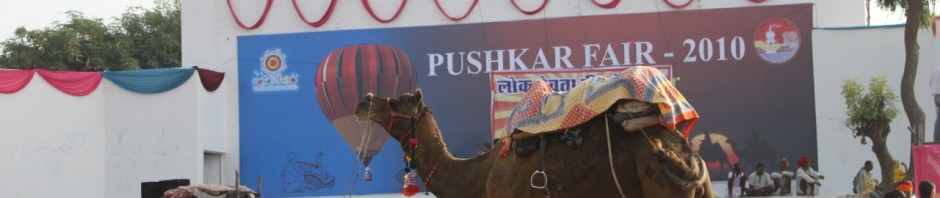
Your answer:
(237, 30), (423, 196)
(239, 4), (816, 196)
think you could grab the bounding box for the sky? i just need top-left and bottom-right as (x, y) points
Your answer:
(869, 7), (905, 25)
(0, 1), (927, 42)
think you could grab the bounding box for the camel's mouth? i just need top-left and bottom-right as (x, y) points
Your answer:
(660, 152), (709, 190)
(354, 101), (373, 122)
(354, 93), (376, 122)
(355, 112), (370, 122)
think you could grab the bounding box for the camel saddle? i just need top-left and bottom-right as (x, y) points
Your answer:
(506, 103), (666, 157)
(498, 67), (699, 157)
(501, 66), (699, 140)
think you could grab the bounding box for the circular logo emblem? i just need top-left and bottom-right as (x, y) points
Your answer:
(753, 17), (800, 64)
(264, 54), (283, 72)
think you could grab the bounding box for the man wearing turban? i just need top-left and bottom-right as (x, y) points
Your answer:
(897, 181), (914, 197)
(771, 158), (794, 196)
(796, 155), (824, 195)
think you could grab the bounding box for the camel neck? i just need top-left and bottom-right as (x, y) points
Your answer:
(409, 112), (490, 197)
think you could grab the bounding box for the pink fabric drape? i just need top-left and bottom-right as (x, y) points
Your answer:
(913, 144), (940, 193)
(0, 69), (36, 94)
(36, 69), (103, 96)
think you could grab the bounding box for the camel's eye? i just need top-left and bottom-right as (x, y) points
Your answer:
(388, 99), (402, 112)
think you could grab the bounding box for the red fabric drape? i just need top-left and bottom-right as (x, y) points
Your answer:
(663, 0), (693, 9)
(434, 0), (478, 21)
(592, 0), (620, 9)
(292, 0), (337, 27)
(914, 144), (940, 193)
(361, 0), (407, 23)
(227, 0), (274, 29)
(196, 67), (225, 92)
(0, 69), (36, 94)
(36, 69), (102, 96)
(510, 0), (549, 15)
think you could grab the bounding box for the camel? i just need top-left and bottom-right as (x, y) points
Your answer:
(354, 89), (713, 197)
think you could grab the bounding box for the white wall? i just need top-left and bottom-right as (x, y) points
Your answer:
(0, 73), (106, 197)
(813, 26), (937, 195)
(181, 0), (241, 187)
(196, 73), (233, 186)
(104, 78), (201, 198)
(0, 72), (222, 197)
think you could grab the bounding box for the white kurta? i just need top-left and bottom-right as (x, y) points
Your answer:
(727, 172), (746, 198)
(748, 172), (773, 189)
(796, 167), (822, 195)
(770, 170), (794, 196)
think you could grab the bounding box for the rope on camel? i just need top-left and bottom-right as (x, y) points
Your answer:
(342, 101), (374, 197)
(604, 114), (627, 198)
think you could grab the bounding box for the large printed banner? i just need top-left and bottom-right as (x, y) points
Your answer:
(238, 4), (815, 196)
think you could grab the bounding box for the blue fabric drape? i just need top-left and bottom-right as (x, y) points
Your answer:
(103, 68), (196, 94)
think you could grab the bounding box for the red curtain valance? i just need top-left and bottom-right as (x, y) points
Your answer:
(36, 70), (103, 96)
(196, 67), (225, 92)
(0, 67), (225, 95)
(0, 69), (36, 94)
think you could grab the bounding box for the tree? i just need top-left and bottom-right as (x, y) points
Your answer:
(0, 0), (180, 71)
(875, 0), (937, 185)
(114, 0), (181, 70)
(842, 76), (900, 191)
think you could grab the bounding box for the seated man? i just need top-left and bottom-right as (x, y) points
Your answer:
(796, 155), (824, 195)
(894, 160), (909, 183)
(746, 162), (775, 196)
(771, 158), (794, 196)
(727, 163), (747, 198)
(855, 160), (879, 198)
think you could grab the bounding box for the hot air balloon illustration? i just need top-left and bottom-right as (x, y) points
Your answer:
(314, 44), (417, 180)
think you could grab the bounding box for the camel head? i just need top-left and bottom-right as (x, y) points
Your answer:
(354, 89), (426, 141)
(645, 127), (714, 197)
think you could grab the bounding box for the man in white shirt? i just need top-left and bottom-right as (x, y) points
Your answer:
(771, 158), (794, 196)
(727, 163), (747, 198)
(746, 162), (775, 196)
(855, 160), (879, 198)
(931, 65), (940, 142)
(796, 155), (824, 195)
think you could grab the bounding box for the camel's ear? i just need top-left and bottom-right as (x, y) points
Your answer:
(414, 89), (423, 103)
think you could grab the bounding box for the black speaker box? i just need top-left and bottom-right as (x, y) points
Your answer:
(159, 179), (191, 191)
(140, 181), (162, 198)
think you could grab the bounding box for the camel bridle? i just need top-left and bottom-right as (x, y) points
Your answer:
(370, 95), (444, 194)
(380, 97), (428, 147)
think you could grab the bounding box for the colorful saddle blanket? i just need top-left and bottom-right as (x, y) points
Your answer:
(504, 66), (699, 138)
